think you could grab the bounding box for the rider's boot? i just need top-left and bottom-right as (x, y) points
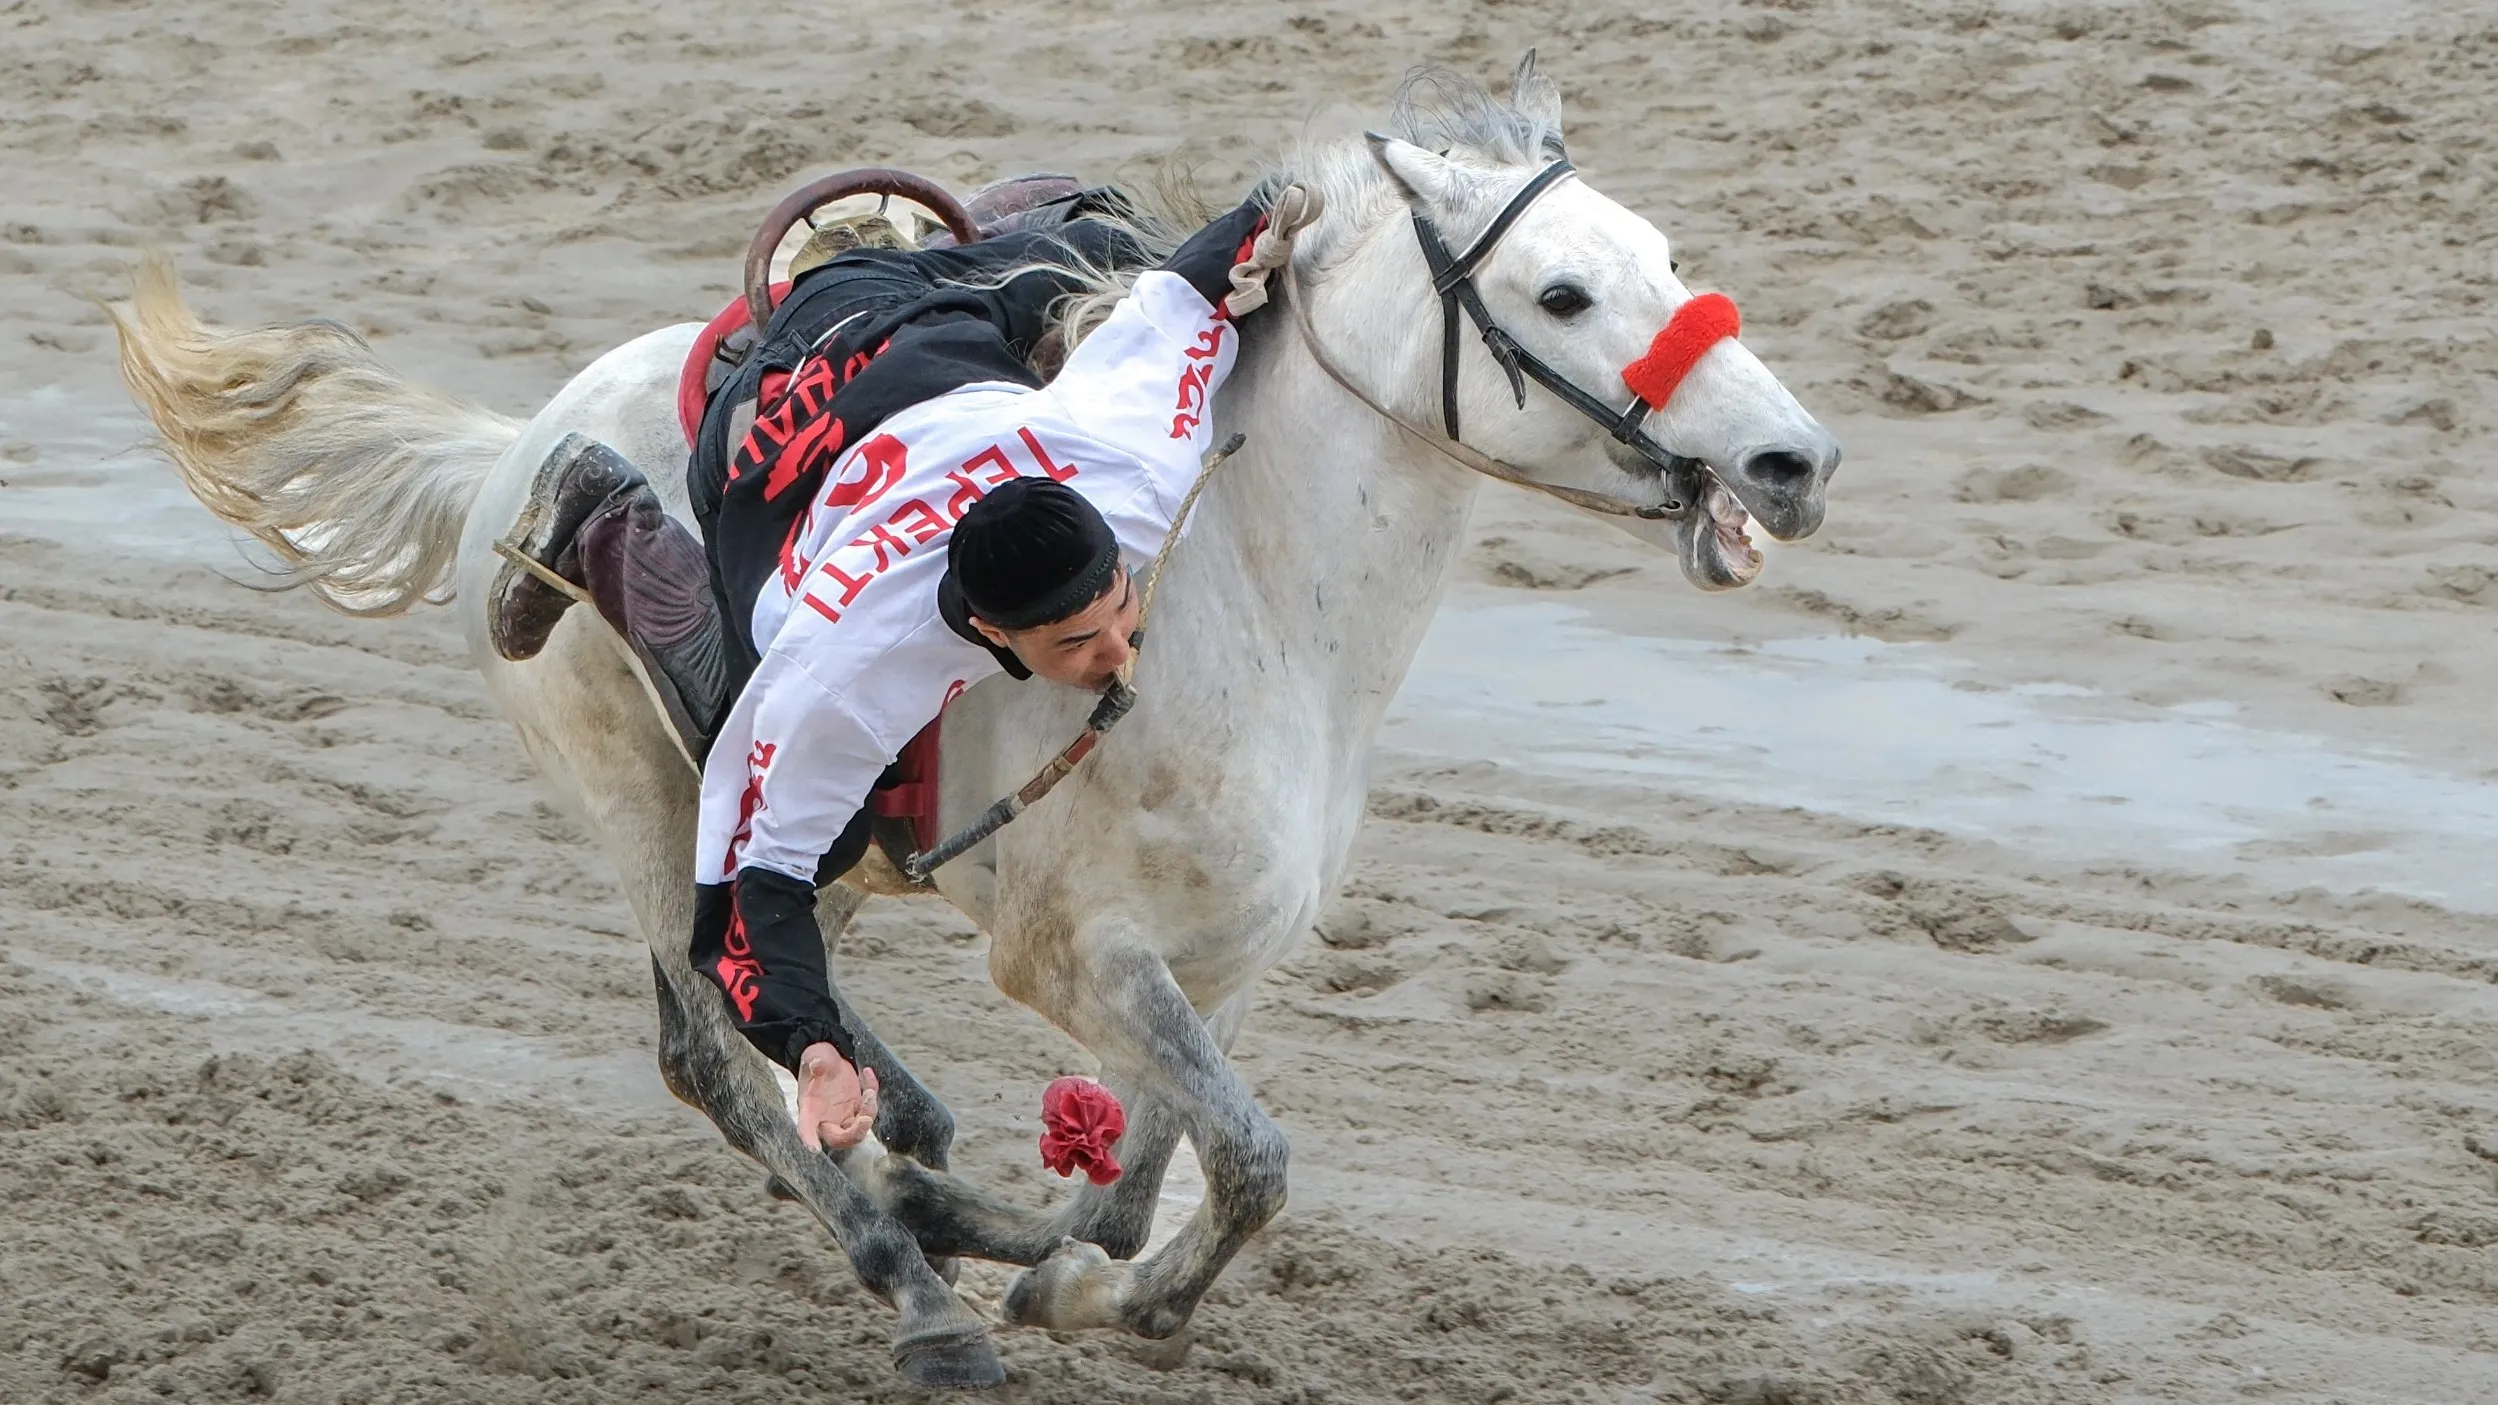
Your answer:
(489, 433), (731, 758)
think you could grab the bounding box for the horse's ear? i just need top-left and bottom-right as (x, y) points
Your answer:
(1366, 131), (1461, 207)
(1511, 50), (1567, 158)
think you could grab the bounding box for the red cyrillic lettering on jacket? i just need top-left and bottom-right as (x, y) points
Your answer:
(818, 554), (876, 609)
(828, 432), (910, 513)
(738, 356), (843, 493)
(737, 396), (801, 478)
(778, 514), (811, 592)
(887, 497), (947, 544)
(960, 444), (1017, 487)
(942, 468), (987, 521)
(851, 523), (912, 572)
(764, 414), (844, 503)
(724, 741), (777, 877)
(1017, 427), (1079, 482)
(800, 591), (842, 624)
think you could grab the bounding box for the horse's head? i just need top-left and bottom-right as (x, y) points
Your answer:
(1299, 59), (1839, 591)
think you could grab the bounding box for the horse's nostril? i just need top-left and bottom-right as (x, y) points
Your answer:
(1740, 449), (1817, 491)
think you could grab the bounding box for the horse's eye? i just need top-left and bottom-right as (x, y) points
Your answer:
(1670, 259), (1681, 274)
(1537, 284), (1592, 318)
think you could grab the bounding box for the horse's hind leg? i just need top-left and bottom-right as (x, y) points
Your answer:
(488, 622), (997, 1387)
(1000, 941), (1289, 1339)
(651, 950), (1001, 1387)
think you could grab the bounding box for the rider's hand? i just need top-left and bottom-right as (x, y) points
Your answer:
(795, 1042), (880, 1152)
(1224, 182), (1325, 317)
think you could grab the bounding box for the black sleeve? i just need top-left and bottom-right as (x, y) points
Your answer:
(1158, 199), (1270, 312)
(691, 869), (856, 1072)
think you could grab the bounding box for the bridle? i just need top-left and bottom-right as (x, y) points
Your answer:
(904, 162), (1747, 883)
(1287, 157), (1742, 524)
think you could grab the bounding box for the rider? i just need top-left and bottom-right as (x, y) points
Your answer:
(485, 177), (1320, 1154)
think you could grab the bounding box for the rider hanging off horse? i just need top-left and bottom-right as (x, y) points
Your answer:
(113, 58), (1845, 1385)
(485, 172), (1325, 1158)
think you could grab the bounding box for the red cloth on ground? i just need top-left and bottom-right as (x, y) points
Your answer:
(1620, 292), (1742, 411)
(1039, 1076), (1126, 1186)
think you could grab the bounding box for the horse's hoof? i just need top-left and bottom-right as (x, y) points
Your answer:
(892, 1321), (1005, 1390)
(1002, 1237), (1116, 1329)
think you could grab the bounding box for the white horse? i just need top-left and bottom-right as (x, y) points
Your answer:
(112, 62), (1837, 1388)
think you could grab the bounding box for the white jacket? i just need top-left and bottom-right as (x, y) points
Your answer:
(694, 270), (1239, 883)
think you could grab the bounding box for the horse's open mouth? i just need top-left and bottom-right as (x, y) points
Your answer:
(1675, 467), (1763, 591)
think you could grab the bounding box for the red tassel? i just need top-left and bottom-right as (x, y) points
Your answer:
(1621, 292), (1741, 411)
(1039, 1076), (1126, 1186)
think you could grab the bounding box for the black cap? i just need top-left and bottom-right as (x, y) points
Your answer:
(948, 477), (1120, 631)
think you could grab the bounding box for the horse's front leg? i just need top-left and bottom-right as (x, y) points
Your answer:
(1049, 990), (1250, 1258)
(846, 1000), (1227, 1266)
(817, 881), (957, 1170)
(998, 939), (1289, 1339)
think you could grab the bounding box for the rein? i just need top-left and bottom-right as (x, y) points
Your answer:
(900, 431), (1245, 884)
(902, 159), (1743, 880)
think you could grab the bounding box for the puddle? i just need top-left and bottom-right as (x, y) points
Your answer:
(1391, 602), (2498, 914)
(16, 377), (2496, 915)
(0, 383), (232, 562)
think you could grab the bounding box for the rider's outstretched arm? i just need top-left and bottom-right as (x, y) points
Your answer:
(690, 637), (956, 1073)
(690, 865), (855, 1071)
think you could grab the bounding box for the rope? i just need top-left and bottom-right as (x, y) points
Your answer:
(1118, 429), (1238, 687)
(901, 430), (1246, 884)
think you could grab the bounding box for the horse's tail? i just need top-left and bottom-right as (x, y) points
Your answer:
(109, 255), (521, 616)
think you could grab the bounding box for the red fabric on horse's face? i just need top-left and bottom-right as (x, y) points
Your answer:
(1621, 292), (1742, 411)
(1039, 1076), (1127, 1185)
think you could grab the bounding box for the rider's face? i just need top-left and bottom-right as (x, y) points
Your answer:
(973, 566), (1139, 691)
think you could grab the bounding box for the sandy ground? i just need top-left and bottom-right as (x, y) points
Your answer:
(5, 0), (2498, 1400)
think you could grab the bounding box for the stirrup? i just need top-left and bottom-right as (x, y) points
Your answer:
(486, 433), (644, 662)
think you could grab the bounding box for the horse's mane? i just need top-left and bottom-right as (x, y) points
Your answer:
(1014, 61), (1567, 356)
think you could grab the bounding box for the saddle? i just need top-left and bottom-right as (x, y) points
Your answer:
(675, 173), (1112, 445)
